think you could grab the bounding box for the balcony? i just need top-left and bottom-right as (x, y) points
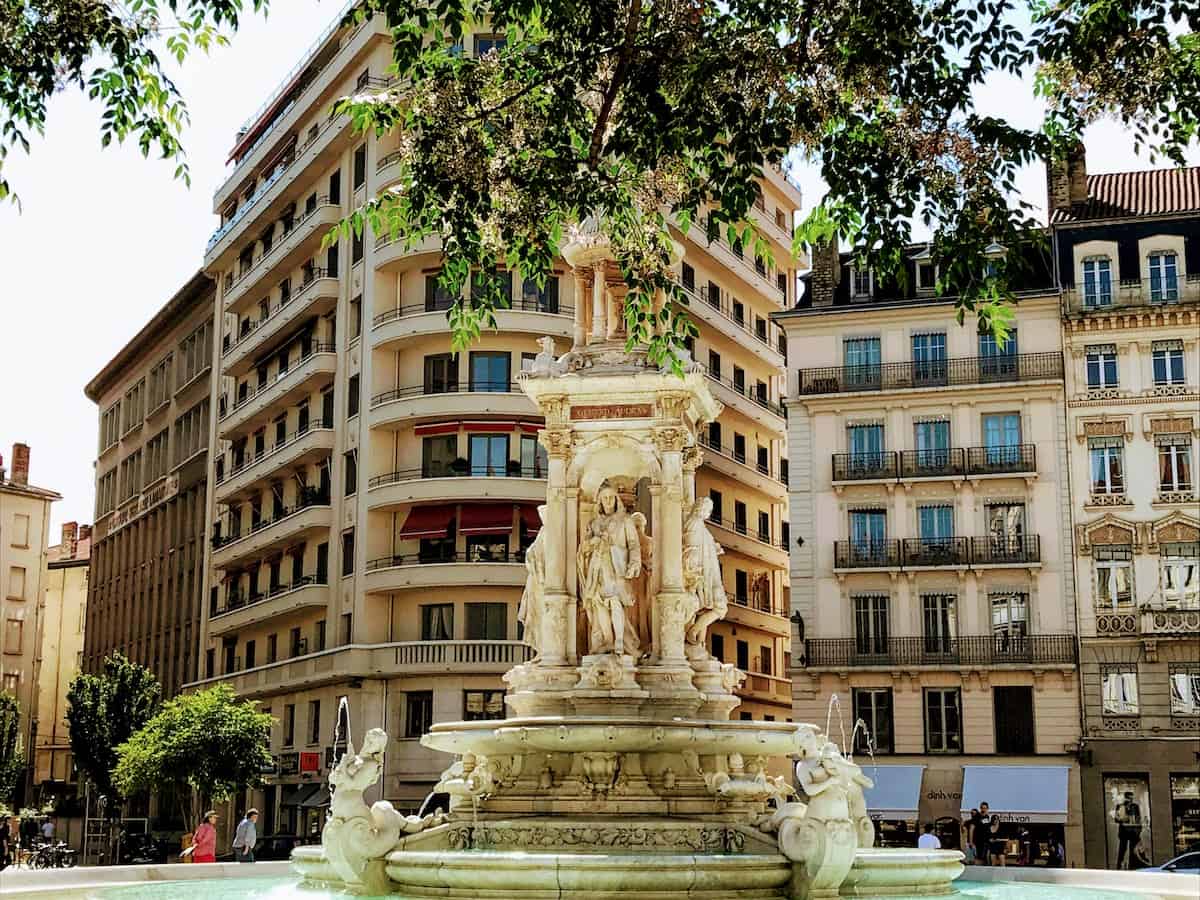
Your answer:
(365, 466), (547, 510)
(726, 593), (790, 636)
(737, 671), (793, 707)
(832, 445), (1037, 485)
(207, 577), (329, 637)
(363, 552), (526, 594)
(701, 367), (787, 431)
(218, 344), (337, 439)
(211, 491), (331, 569)
(697, 434), (787, 499)
(798, 352), (1064, 396)
(371, 299), (574, 350)
(708, 515), (789, 566)
(373, 231), (444, 271)
(802, 634), (1077, 669)
(368, 383), (536, 429)
(833, 535), (1041, 572)
(1140, 606), (1200, 638)
(689, 227), (789, 302)
(1064, 275), (1200, 316)
(223, 201), (341, 312)
(221, 272), (339, 377)
(673, 280), (784, 367)
(187, 640), (533, 698)
(214, 424), (335, 503)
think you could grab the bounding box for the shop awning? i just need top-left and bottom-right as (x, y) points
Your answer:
(300, 786), (331, 809)
(862, 765), (925, 819)
(414, 422), (461, 436)
(960, 766), (1070, 824)
(280, 783), (320, 807)
(520, 505), (542, 532)
(398, 505), (455, 539)
(460, 504), (514, 535)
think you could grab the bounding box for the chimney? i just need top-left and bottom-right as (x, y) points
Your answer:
(0, 452), (5, 483)
(808, 239), (842, 308)
(61, 522), (78, 556)
(1046, 141), (1088, 219)
(79, 524), (92, 543)
(11, 443), (29, 486)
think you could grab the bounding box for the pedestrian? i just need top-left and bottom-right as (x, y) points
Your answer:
(233, 809), (259, 863)
(0, 816), (11, 871)
(41, 817), (55, 843)
(918, 823), (941, 850)
(186, 811), (219, 864)
(969, 802), (993, 866)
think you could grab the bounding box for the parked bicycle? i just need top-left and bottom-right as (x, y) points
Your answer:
(31, 840), (77, 869)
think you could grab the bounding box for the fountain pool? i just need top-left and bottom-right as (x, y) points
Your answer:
(0, 873), (1187, 900)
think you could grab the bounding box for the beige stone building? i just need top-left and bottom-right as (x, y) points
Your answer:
(1049, 158), (1200, 868)
(0, 442), (61, 804)
(776, 241), (1084, 863)
(84, 272), (216, 702)
(34, 522), (91, 806)
(188, 9), (800, 839)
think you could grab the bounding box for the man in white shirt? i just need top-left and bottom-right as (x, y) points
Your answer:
(918, 822), (942, 849)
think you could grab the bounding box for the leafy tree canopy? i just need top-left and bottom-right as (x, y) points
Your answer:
(112, 683), (273, 828)
(65, 652), (161, 803)
(0, 691), (24, 804)
(0, 0), (266, 206)
(330, 0), (1197, 359)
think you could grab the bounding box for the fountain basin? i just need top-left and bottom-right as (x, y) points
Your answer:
(842, 849), (966, 896)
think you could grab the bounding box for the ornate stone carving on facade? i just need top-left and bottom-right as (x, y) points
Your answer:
(1144, 413), (1200, 439)
(540, 428), (573, 458)
(1075, 514), (1139, 555)
(652, 427), (688, 454)
(658, 392), (691, 422)
(1078, 416), (1132, 443)
(1147, 512), (1200, 551)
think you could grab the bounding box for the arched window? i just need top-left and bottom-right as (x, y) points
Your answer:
(1148, 250), (1179, 303)
(1082, 255), (1112, 307)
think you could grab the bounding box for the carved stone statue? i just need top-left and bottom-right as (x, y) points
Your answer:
(577, 482), (643, 655)
(526, 336), (567, 377)
(518, 505), (548, 658)
(323, 729), (443, 893)
(630, 510), (654, 652)
(682, 497), (727, 658)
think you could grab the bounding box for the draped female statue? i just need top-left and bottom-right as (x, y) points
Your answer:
(577, 483), (643, 655)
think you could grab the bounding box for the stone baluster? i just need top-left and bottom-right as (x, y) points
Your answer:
(572, 268), (588, 349)
(591, 262), (606, 343)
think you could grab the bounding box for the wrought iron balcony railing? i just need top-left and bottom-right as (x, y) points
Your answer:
(833, 535), (1040, 570)
(831, 445), (1037, 482)
(799, 352), (1064, 395)
(803, 634), (1077, 667)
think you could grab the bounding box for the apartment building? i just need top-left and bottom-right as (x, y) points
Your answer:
(34, 522), (91, 808)
(190, 8), (800, 835)
(1050, 155), (1200, 867)
(776, 239), (1084, 862)
(0, 443), (61, 804)
(83, 272), (216, 699)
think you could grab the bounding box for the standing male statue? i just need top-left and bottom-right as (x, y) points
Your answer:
(577, 482), (643, 655)
(683, 496), (728, 658)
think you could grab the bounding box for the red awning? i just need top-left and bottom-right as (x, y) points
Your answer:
(398, 505), (455, 539)
(520, 505), (542, 532)
(459, 505), (515, 536)
(414, 422), (461, 436)
(462, 420), (516, 434)
(518, 421), (542, 433)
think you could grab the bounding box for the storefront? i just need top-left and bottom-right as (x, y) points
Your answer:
(960, 765), (1070, 867)
(862, 765), (924, 848)
(1170, 774), (1200, 857)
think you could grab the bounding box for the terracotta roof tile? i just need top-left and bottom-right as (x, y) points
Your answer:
(1051, 166), (1200, 223)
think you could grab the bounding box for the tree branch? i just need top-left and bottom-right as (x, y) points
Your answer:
(587, 0), (643, 169)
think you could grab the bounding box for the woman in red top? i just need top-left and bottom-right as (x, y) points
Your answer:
(189, 811), (218, 863)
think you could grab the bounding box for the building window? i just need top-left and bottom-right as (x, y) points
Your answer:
(990, 592), (1029, 640)
(465, 602), (507, 640)
(1102, 664), (1139, 716)
(307, 699), (321, 744)
(708, 490), (722, 523)
(1160, 543), (1199, 608)
(464, 689), (506, 721)
(520, 433), (548, 477)
(521, 274), (559, 313)
(7, 567), (25, 601)
(916, 260), (937, 292)
(289, 626), (303, 657)
(853, 594), (889, 656)
(911, 332), (947, 384)
(846, 423), (884, 471)
(245, 640), (256, 670)
(1089, 437), (1125, 495)
(283, 704), (296, 746)
(469, 351), (510, 392)
(851, 266), (872, 298)
(1086, 344), (1119, 389)
(404, 692), (433, 737)
(921, 594), (957, 653)
(267, 634), (277, 663)
(1148, 251), (1179, 303)
(1169, 665), (1200, 717)
(924, 688), (962, 753)
(3, 617), (23, 654)
(470, 269), (513, 307)
(710, 633), (724, 662)
(341, 529), (355, 576)
(852, 688), (893, 754)
(473, 33), (506, 55)
(1082, 256), (1113, 307)
(843, 337), (881, 386)
(421, 604), (454, 641)
(993, 686), (1035, 754)
(347, 374), (360, 418)
(9, 514), (30, 548)
(917, 504), (953, 542)
(421, 434), (458, 477)
(849, 508), (886, 555)
(681, 262), (695, 292)
(469, 433), (508, 476)
(344, 451), (357, 496)
(352, 144), (366, 190)
(351, 229), (364, 264)
(1152, 339), (1186, 385)
(1094, 545), (1135, 609)
(1157, 434), (1193, 494)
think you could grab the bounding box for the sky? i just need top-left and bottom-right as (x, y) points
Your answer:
(0, 3), (1196, 537)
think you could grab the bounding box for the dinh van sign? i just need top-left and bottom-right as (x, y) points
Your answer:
(571, 403), (654, 421)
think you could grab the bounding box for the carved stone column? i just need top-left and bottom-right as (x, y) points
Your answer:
(572, 268), (588, 349)
(591, 261), (606, 342)
(654, 427), (688, 664)
(539, 428), (573, 666)
(682, 445), (702, 507)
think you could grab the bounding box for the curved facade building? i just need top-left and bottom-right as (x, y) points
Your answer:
(194, 11), (800, 835)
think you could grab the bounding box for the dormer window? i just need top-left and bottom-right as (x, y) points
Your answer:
(1082, 256), (1113, 308)
(911, 248), (937, 294)
(851, 266), (873, 299)
(1148, 251), (1179, 303)
(983, 242), (1006, 278)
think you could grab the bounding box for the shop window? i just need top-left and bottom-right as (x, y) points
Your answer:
(923, 687), (962, 753)
(404, 692), (432, 738)
(421, 604), (454, 641)
(1103, 776), (1152, 869)
(1170, 775), (1200, 857)
(464, 689), (505, 721)
(1102, 664), (1139, 717)
(852, 688), (893, 754)
(992, 686), (1035, 754)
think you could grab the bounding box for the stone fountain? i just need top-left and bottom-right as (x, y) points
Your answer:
(292, 227), (964, 898)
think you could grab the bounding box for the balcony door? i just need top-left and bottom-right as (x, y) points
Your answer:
(922, 593), (957, 655)
(853, 594), (889, 657)
(986, 502), (1025, 558)
(469, 433), (508, 477)
(844, 337), (881, 388)
(911, 332), (947, 385)
(422, 435), (458, 477)
(978, 330), (1017, 381)
(914, 419), (950, 471)
(847, 424), (884, 476)
(849, 509), (886, 563)
(982, 413), (1021, 467)
(469, 351), (511, 392)
(424, 354), (459, 394)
